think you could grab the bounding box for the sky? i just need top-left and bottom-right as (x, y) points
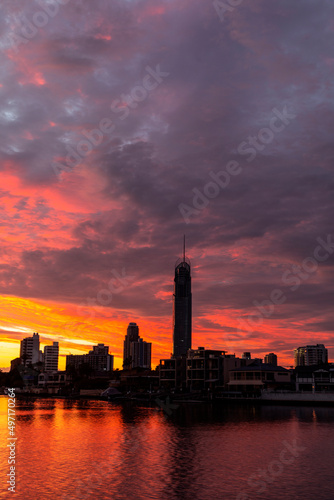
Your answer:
(0, 0), (333, 370)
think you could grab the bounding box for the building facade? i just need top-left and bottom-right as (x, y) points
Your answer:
(264, 353), (278, 366)
(173, 244), (192, 357)
(66, 354), (86, 371)
(123, 322), (140, 368)
(20, 332), (42, 366)
(88, 344), (113, 371)
(294, 344), (328, 367)
(38, 371), (67, 394)
(295, 366), (334, 392)
(242, 352), (251, 360)
(123, 323), (151, 369)
(228, 364), (291, 395)
(130, 338), (151, 369)
(66, 343), (113, 372)
(159, 357), (187, 390)
(186, 347), (239, 391)
(159, 347), (242, 391)
(44, 342), (59, 372)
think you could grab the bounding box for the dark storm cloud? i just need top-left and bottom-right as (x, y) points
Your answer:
(1, 0), (334, 361)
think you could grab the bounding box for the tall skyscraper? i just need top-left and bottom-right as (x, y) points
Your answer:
(44, 342), (59, 372)
(173, 237), (192, 357)
(123, 323), (151, 369)
(123, 322), (139, 367)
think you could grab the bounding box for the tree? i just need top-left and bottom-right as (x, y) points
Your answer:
(5, 368), (23, 389)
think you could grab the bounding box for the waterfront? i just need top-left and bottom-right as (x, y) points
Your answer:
(1, 397), (334, 500)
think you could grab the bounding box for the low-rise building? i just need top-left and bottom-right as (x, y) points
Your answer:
(186, 347), (239, 391)
(159, 347), (244, 392)
(38, 371), (67, 394)
(159, 357), (186, 390)
(228, 363), (291, 395)
(295, 365), (334, 392)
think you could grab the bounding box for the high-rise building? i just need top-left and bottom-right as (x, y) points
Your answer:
(130, 338), (152, 369)
(173, 237), (192, 357)
(90, 344), (109, 356)
(294, 344), (328, 367)
(123, 322), (139, 367)
(66, 354), (86, 370)
(44, 342), (59, 372)
(88, 344), (113, 371)
(123, 323), (151, 369)
(20, 332), (41, 366)
(66, 343), (113, 372)
(264, 353), (278, 366)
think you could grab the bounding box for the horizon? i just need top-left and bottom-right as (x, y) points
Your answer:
(2, 271), (331, 371)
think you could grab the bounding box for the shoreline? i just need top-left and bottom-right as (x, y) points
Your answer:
(2, 392), (334, 407)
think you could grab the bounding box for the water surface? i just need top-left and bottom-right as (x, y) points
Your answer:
(1, 397), (334, 500)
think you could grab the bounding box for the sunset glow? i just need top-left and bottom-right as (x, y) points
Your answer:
(0, 0), (333, 372)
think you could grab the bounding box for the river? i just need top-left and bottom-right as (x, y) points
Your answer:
(1, 397), (334, 500)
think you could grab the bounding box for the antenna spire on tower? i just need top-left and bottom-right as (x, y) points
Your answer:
(183, 234), (186, 261)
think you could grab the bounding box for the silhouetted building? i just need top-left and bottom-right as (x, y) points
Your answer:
(159, 357), (187, 390)
(123, 322), (140, 368)
(38, 371), (67, 394)
(20, 332), (42, 366)
(10, 357), (22, 371)
(91, 344), (109, 355)
(66, 354), (86, 370)
(44, 342), (59, 372)
(111, 367), (159, 393)
(66, 343), (113, 372)
(130, 338), (151, 369)
(88, 344), (113, 371)
(228, 363), (291, 395)
(123, 323), (151, 369)
(173, 238), (192, 357)
(242, 352), (251, 360)
(186, 347), (240, 391)
(295, 365), (334, 392)
(159, 347), (242, 391)
(264, 353), (277, 366)
(241, 352), (263, 363)
(294, 344), (328, 367)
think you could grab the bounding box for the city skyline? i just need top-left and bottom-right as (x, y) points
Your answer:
(6, 324), (332, 373)
(1, 234), (333, 370)
(1, 0), (334, 371)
